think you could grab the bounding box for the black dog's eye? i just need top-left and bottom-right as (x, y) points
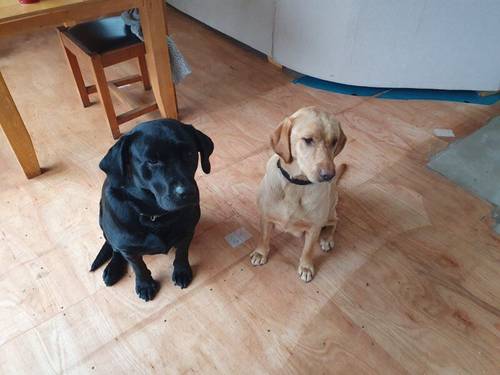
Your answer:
(147, 160), (159, 166)
(303, 137), (314, 145)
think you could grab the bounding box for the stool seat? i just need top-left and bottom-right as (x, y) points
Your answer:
(64, 16), (142, 55)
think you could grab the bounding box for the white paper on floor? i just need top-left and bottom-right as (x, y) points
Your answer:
(433, 128), (455, 138)
(225, 228), (252, 248)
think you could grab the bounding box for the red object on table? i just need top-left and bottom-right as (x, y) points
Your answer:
(18, 0), (40, 4)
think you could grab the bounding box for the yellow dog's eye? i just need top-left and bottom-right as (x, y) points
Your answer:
(332, 140), (337, 148)
(303, 138), (313, 145)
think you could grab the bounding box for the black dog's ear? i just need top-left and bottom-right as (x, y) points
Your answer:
(99, 133), (135, 184)
(187, 125), (214, 174)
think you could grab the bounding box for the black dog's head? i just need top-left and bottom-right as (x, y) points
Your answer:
(99, 119), (214, 211)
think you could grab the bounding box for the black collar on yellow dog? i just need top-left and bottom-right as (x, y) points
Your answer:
(277, 159), (312, 186)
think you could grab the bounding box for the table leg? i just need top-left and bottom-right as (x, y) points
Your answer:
(140, 0), (178, 119)
(0, 72), (42, 179)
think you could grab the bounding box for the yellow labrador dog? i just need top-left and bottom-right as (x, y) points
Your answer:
(250, 107), (347, 282)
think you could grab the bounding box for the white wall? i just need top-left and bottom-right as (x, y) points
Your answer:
(167, 0), (274, 55)
(169, 0), (500, 91)
(273, 0), (500, 90)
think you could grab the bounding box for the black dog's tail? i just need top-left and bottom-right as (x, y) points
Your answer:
(90, 241), (113, 272)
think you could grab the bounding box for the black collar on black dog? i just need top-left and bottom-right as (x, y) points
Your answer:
(277, 159), (312, 186)
(139, 212), (167, 222)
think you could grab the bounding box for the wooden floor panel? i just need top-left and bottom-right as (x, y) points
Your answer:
(1, 7), (499, 374)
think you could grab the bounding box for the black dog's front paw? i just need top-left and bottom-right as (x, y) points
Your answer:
(135, 278), (159, 301)
(172, 264), (193, 289)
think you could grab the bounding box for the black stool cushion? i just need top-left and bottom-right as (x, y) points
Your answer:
(65, 16), (142, 54)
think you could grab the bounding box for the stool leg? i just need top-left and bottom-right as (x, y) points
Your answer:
(138, 55), (152, 91)
(62, 47), (92, 108)
(91, 56), (120, 140)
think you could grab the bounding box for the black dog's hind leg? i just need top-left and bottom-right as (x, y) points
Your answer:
(124, 254), (159, 301)
(102, 251), (128, 286)
(172, 234), (194, 289)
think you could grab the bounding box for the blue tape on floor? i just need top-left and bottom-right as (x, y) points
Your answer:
(294, 76), (500, 105)
(293, 76), (386, 97)
(379, 88), (500, 105)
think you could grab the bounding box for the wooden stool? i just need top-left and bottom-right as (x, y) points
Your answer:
(57, 16), (158, 139)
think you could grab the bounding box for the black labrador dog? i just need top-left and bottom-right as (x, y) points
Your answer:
(90, 119), (214, 301)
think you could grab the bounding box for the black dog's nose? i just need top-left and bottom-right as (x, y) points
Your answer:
(174, 184), (195, 199)
(319, 170), (335, 182)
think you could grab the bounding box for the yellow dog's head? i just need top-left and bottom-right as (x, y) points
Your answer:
(271, 107), (346, 183)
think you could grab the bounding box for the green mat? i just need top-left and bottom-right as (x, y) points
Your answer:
(428, 116), (500, 233)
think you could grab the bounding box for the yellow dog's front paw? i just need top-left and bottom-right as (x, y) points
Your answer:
(320, 238), (334, 252)
(298, 263), (315, 283)
(250, 250), (268, 266)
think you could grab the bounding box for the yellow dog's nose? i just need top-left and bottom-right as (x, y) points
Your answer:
(319, 169), (335, 182)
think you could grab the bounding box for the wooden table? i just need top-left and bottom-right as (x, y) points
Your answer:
(0, 0), (178, 178)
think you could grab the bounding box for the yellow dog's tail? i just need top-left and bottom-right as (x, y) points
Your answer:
(335, 163), (347, 184)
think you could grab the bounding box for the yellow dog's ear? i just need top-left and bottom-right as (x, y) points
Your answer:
(334, 126), (347, 156)
(271, 117), (294, 163)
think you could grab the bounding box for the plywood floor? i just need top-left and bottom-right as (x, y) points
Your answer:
(1, 8), (500, 374)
